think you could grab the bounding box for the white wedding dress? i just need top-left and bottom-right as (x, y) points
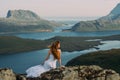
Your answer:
(26, 54), (57, 77)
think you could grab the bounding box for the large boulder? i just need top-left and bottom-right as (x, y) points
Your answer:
(1, 65), (119, 80)
(0, 68), (16, 80)
(27, 65), (120, 80)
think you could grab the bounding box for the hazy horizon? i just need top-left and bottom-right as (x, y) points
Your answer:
(0, 0), (120, 18)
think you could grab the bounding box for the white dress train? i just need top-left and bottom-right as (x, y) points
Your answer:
(26, 54), (57, 77)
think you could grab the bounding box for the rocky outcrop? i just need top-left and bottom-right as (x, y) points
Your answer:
(99, 3), (120, 21)
(0, 68), (26, 80)
(27, 65), (120, 80)
(6, 10), (41, 21)
(1, 65), (119, 80)
(109, 3), (120, 17)
(68, 3), (120, 32)
(0, 68), (16, 80)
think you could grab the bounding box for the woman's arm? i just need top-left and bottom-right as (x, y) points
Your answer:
(58, 49), (65, 69)
(58, 59), (62, 67)
(42, 50), (51, 64)
(57, 49), (62, 67)
(45, 50), (51, 60)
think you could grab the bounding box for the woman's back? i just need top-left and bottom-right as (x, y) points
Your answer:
(43, 54), (57, 69)
(26, 52), (57, 77)
(26, 41), (62, 78)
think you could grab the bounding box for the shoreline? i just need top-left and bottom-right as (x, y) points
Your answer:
(0, 34), (120, 54)
(0, 35), (119, 74)
(0, 30), (53, 35)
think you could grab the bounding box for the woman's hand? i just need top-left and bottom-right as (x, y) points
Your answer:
(59, 65), (65, 70)
(41, 60), (46, 65)
(61, 65), (65, 68)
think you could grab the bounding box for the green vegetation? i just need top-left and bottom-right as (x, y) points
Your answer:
(46, 36), (101, 52)
(66, 49), (120, 73)
(0, 36), (102, 54)
(0, 36), (47, 54)
(0, 34), (120, 54)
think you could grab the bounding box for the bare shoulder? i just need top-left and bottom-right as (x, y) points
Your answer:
(57, 49), (61, 53)
(48, 49), (52, 54)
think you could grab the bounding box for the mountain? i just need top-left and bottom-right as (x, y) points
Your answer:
(109, 3), (120, 16)
(0, 10), (61, 33)
(6, 10), (41, 21)
(68, 3), (120, 32)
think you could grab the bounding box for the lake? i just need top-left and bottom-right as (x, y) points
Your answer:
(0, 40), (120, 73)
(0, 18), (120, 73)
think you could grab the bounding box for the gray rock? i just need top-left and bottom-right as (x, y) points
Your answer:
(16, 74), (26, 80)
(1, 65), (119, 80)
(6, 10), (41, 21)
(38, 65), (120, 80)
(0, 68), (16, 80)
(109, 3), (120, 16)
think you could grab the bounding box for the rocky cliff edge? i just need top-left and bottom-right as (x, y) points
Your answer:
(0, 65), (120, 80)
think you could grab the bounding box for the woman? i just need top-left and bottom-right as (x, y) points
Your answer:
(26, 41), (63, 77)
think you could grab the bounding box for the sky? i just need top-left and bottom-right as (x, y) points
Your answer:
(0, 0), (120, 17)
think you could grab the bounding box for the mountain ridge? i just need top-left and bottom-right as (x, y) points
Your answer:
(67, 3), (120, 32)
(109, 3), (120, 16)
(0, 10), (62, 33)
(6, 10), (41, 21)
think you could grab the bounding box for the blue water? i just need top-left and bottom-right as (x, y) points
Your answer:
(15, 30), (120, 40)
(0, 22), (120, 40)
(1, 29), (120, 40)
(0, 40), (120, 73)
(0, 19), (120, 74)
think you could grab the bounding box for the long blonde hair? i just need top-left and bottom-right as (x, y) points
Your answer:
(49, 41), (60, 60)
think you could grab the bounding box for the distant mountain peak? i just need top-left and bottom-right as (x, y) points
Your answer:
(6, 10), (41, 21)
(67, 3), (120, 32)
(109, 3), (120, 16)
